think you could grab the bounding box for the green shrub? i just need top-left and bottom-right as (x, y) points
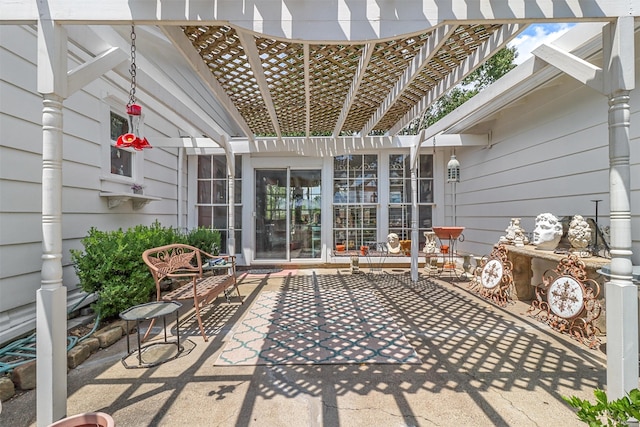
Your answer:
(70, 221), (184, 318)
(564, 388), (640, 426)
(185, 227), (222, 255)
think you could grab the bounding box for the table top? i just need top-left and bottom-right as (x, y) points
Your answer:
(119, 301), (182, 321)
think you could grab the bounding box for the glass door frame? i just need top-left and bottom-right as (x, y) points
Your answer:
(254, 167), (323, 262)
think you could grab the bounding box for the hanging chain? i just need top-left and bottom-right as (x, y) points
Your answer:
(127, 25), (137, 107)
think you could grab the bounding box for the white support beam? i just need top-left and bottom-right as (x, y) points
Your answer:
(389, 23), (524, 135)
(360, 24), (457, 136)
(161, 26), (255, 141)
(532, 43), (604, 93)
(236, 29), (282, 139)
(66, 46), (128, 97)
(333, 42), (374, 137)
(2, 1), (635, 41)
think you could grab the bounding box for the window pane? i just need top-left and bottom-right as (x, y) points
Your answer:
(212, 180), (226, 203)
(234, 178), (242, 202)
(198, 181), (212, 204)
(419, 179), (433, 203)
(419, 154), (433, 178)
(110, 146), (132, 177)
(198, 156), (212, 179)
(110, 112), (128, 140)
(213, 156), (226, 179)
(213, 206), (227, 230)
(234, 155), (242, 179)
(198, 206), (212, 227)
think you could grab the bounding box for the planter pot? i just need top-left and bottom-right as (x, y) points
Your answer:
(48, 412), (115, 427)
(336, 244), (345, 252)
(360, 245), (368, 256)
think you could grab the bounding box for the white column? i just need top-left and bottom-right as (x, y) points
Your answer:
(37, 18), (67, 426)
(603, 16), (636, 400)
(410, 144), (419, 282)
(37, 94), (68, 426)
(606, 89), (637, 399)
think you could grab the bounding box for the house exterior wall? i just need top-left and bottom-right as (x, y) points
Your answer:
(452, 68), (639, 265)
(0, 25), (183, 345)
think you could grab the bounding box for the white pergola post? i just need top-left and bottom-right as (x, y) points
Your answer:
(36, 18), (68, 426)
(410, 142), (419, 282)
(225, 136), (236, 256)
(603, 17), (637, 399)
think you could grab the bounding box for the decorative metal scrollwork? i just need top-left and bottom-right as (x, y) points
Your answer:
(526, 254), (602, 349)
(469, 244), (514, 307)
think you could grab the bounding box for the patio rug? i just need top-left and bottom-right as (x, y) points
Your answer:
(215, 289), (420, 365)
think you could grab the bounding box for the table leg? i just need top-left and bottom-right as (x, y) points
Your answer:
(163, 315), (167, 342)
(136, 319), (142, 366)
(125, 320), (131, 354)
(175, 310), (180, 350)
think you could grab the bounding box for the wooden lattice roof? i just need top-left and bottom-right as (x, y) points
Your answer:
(182, 23), (516, 138)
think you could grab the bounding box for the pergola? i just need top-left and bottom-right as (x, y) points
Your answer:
(1, 1), (637, 425)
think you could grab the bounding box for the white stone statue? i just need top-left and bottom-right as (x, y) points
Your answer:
(568, 214), (591, 255)
(423, 231), (437, 254)
(499, 217), (529, 246)
(387, 233), (401, 254)
(532, 212), (563, 251)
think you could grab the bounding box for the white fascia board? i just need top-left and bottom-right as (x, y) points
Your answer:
(419, 133), (488, 148)
(422, 22), (607, 139)
(3, 1), (635, 40)
(151, 137), (224, 148)
(228, 135), (411, 155)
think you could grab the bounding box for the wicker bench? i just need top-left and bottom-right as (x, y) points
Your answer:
(142, 243), (242, 341)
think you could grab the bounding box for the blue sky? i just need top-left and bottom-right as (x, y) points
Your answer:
(509, 23), (576, 64)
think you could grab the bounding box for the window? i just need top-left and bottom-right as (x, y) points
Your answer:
(197, 155), (242, 254)
(388, 154), (433, 245)
(333, 154), (378, 250)
(109, 112), (133, 177)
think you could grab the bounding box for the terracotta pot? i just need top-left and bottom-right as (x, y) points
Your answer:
(336, 244), (346, 252)
(48, 412), (115, 427)
(360, 245), (368, 255)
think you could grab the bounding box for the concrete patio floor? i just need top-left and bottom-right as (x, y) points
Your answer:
(0, 268), (606, 426)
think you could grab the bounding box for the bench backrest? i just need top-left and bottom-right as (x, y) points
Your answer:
(142, 243), (204, 283)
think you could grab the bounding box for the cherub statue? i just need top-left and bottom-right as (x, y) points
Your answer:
(387, 233), (401, 254)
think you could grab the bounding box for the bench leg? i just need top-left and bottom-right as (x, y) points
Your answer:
(193, 298), (208, 342)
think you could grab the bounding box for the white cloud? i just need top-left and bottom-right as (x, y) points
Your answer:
(509, 23), (575, 65)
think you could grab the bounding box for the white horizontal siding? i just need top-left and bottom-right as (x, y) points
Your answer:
(0, 25), (182, 345)
(455, 69), (639, 261)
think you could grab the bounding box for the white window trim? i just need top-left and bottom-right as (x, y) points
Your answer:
(100, 93), (144, 190)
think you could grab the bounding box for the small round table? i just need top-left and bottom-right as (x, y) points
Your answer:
(119, 301), (183, 368)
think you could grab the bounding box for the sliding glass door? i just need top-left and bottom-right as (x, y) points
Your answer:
(254, 169), (321, 261)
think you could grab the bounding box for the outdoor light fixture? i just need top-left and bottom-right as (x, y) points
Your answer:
(116, 25), (152, 151)
(446, 153), (460, 183)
